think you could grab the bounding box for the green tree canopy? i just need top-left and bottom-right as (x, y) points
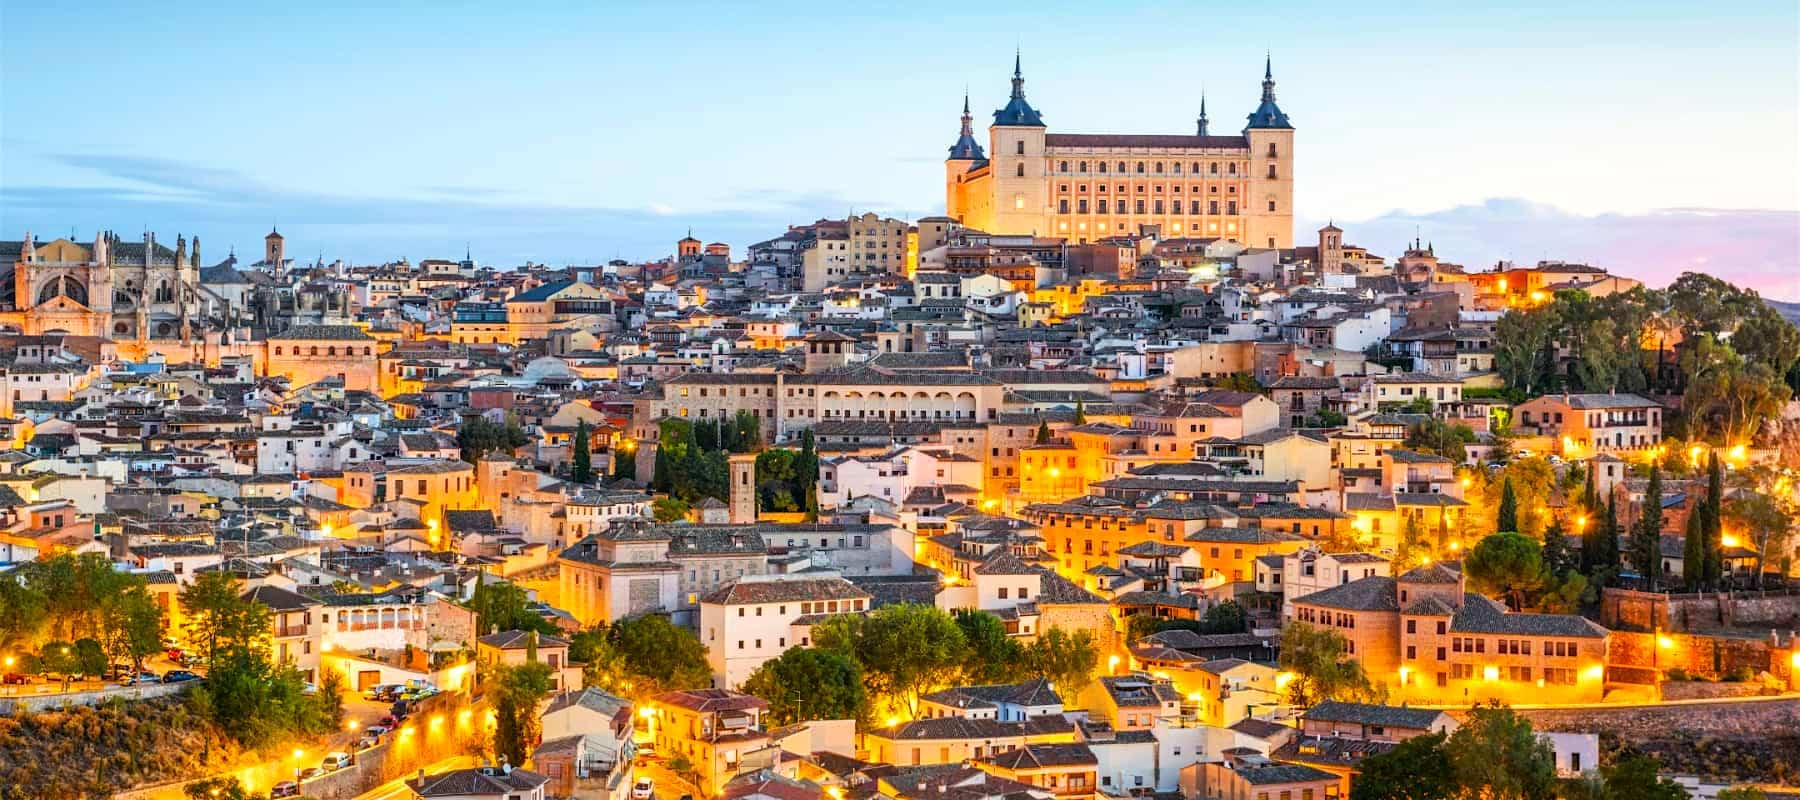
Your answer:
(1277, 621), (1381, 707)
(490, 660), (554, 767)
(1444, 702), (1557, 800)
(1350, 731), (1456, 800)
(1464, 532), (1543, 611)
(571, 419), (593, 484)
(741, 647), (868, 727)
(953, 609), (1023, 685)
(1021, 627), (1099, 705)
(608, 614), (711, 697)
(813, 603), (966, 715)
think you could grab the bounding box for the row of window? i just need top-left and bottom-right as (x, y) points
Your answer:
(272, 345), (374, 357)
(1059, 199), (1260, 215)
(1049, 158), (1274, 175)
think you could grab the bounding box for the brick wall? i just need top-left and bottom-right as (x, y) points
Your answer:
(1608, 630), (1788, 680)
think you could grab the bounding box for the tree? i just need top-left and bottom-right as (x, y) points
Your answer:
(954, 609), (1023, 684)
(1588, 495), (1622, 585)
(1035, 418), (1052, 445)
(571, 419), (593, 484)
(1277, 621), (1381, 707)
(734, 409), (763, 452)
(1464, 532), (1542, 611)
(1702, 452), (1725, 589)
(1073, 399), (1087, 425)
(608, 614), (711, 697)
(1727, 468), (1794, 588)
(1197, 600), (1248, 634)
(570, 625), (628, 691)
(466, 579), (557, 637)
(1217, 372), (1264, 393)
(184, 777), (260, 800)
(652, 497), (690, 522)
(1682, 499), (1707, 591)
(1404, 419), (1476, 463)
(180, 572), (270, 667)
(101, 583), (165, 673)
(1021, 627), (1099, 705)
(0, 573), (46, 651)
(694, 418), (720, 453)
(613, 441), (638, 480)
(1350, 731), (1456, 800)
(1589, 752), (1688, 800)
(458, 415), (531, 464)
(1496, 477), (1519, 533)
(796, 430), (820, 520)
(1496, 305), (1558, 394)
(1630, 464), (1665, 589)
(1540, 517), (1577, 578)
(1443, 702), (1557, 800)
(489, 661), (554, 767)
(816, 603), (966, 715)
(741, 647), (868, 726)
(1716, 788), (1770, 800)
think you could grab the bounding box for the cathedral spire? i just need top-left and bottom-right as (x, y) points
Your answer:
(1196, 91), (1209, 137)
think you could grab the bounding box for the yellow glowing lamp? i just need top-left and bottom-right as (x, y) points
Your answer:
(1657, 635), (1675, 650)
(1448, 541), (1461, 552)
(1482, 666), (1499, 682)
(885, 716), (900, 728)
(1274, 671), (1295, 689)
(1720, 534), (1741, 549)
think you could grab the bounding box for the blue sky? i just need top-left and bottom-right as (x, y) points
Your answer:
(3, 1), (1797, 294)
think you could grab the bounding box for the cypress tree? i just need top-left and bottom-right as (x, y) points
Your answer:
(1035, 418), (1052, 445)
(1073, 398), (1088, 425)
(652, 441), (672, 493)
(1703, 452), (1725, 589)
(1630, 464), (1665, 589)
(1682, 499), (1706, 591)
(1496, 477), (1519, 533)
(571, 419), (593, 484)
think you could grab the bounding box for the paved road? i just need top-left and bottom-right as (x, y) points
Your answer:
(354, 755), (476, 800)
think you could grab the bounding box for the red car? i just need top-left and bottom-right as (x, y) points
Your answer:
(2, 673), (33, 685)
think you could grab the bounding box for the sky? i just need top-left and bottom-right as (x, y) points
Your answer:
(3, 1), (1797, 295)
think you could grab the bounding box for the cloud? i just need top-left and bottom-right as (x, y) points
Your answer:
(1307, 199), (1800, 300)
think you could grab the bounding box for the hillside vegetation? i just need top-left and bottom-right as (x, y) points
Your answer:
(0, 695), (243, 800)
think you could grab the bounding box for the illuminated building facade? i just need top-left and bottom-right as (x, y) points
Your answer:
(946, 56), (1294, 248)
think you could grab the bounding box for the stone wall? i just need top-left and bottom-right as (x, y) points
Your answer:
(1602, 587), (1800, 633)
(1608, 630), (1783, 679)
(0, 680), (187, 715)
(1659, 680), (1772, 701)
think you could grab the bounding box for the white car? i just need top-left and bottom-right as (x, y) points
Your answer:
(632, 777), (654, 799)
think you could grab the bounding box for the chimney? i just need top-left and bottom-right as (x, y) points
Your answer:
(416, 769), (426, 783)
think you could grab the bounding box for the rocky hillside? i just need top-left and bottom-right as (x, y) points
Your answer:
(0, 695), (244, 800)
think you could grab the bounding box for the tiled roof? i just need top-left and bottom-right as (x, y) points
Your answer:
(1449, 593), (1608, 638)
(700, 577), (870, 606)
(270, 324), (374, 341)
(409, 766), (550, 797)
(1291, 576), (1399, 612)
(1302, 700), (1450, 730)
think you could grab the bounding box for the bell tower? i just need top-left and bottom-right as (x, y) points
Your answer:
(265, 226), (285, 274)
(989, 51), (1048, 236)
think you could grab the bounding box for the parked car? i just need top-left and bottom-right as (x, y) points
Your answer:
(2, 673), (34, 685)
(301, 681), (318, 695)
(320, 752), (353, 771)
(632, 778), (654, 799)
(364, 684), (400, 701)
(353, 735), (379, 751)
(161, 670), (201, 683)
(270, 781), (300, 798)
(298, 767), (324, 781)
(377, 714), (400, 729)
(365, 724), (392, 737)
(164, 647), (185, 664)
(119, 671), (161, 686)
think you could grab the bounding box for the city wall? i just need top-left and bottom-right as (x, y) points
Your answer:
(1602, 587), (1800, 633)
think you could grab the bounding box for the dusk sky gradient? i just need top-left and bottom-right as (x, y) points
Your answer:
(3, 1), (1796, 294)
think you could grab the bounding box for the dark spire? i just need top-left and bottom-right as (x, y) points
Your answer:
(948, 92), (987, 162)
(993, 50), (1044, 127)
(1244, 53), (1292, 130)
(1196, 91), (1209, 137)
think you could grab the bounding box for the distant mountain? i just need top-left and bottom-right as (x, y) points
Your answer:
(1767, 299), (1800, 325)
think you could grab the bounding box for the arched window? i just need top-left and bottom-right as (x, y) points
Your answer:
(1016, 163), (1025, 177)
(1098, 162), (1108, 174)
(327, 346), (337, 356)
(1117, 161), (1127, 172)
(155, 281), (173, 304)
(1059, 161), (1068, 172)
(364, 347), (372, 356)
(1173, 162), (1182, 174)
(1135, 162), (1144, 173)
(1078, 161), (1088, 173)
(310, 346), (319, 356)
(275, 347), (283, 356)
(114, 322), (129, 335)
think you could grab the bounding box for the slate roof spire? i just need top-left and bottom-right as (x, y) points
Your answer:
(993, 50), (1045, 127)
(1244, 52), (1293, 130)
(948, 91), (987, 161)
(1196, 91), (1209, 137)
